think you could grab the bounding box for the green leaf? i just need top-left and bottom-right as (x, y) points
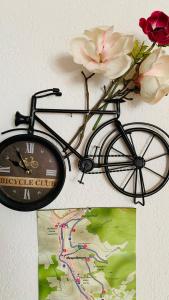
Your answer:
(131, 40), (150, 61)
(131, 40), (140, 58)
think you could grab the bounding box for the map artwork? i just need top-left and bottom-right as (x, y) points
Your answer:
(38, 208), (136, 300)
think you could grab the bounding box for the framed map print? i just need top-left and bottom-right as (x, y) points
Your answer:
(37, 208), (136, 300)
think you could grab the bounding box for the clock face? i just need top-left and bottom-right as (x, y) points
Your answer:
(0, 135), (65, 211)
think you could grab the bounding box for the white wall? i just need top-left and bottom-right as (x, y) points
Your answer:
(0, 1), (169, 299)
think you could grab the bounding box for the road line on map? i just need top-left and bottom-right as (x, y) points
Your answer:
(85, 261), (105, 292)
(57, 213), (108, 300)
(67, 218), (107, 263)
(58, 220), (91, 300)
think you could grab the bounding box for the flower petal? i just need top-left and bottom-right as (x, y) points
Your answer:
(86, 27), (117, 57)
(153, 86), (169, 103)
(84, 26), (113, 42)
(84, 61), (107, 73)
(100, 32), (122, 60)
(149, 11), (169, 28)
(139, 18), (148, 33)
(141, 85), (169, 104)
(70, 37), (98, 65)
(105, 55), (132, 79)
(145, 55), (169, 78)
(139, 48), (165, 74)
(107, 34), (134, 58)
(140, 75), (160, 100)
(148, 28), (169, 45)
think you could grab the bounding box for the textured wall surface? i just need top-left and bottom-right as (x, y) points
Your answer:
(0, 1), (169, 299)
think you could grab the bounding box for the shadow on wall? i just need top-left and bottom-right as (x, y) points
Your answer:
(51, 54), (143, 111)
(51, 54), (106, 87)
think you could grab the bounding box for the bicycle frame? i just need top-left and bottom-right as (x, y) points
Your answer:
(13, 88), (137, 171)
(26, 89), (136, 166)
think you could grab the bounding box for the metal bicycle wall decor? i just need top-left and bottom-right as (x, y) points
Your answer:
(0, 88), (169, 211)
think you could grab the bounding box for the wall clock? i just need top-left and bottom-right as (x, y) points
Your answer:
(0, 134), (65, 211)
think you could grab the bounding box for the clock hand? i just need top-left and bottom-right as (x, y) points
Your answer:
(8, 158), (28, 171)
(16, 150), (29, 171)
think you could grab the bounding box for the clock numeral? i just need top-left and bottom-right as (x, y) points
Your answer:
(0, 166), (10, 173)
(26, 143), (34, 154)
(24, 189), (31, 200)
(46, 169), (57, 177)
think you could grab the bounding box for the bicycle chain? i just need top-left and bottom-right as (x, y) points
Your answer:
(87, 154), (133, 174)
(88, 168), (135, 175)
(88, 154), (132, 157)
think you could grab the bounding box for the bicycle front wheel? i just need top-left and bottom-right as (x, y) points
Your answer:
(104, 127), (169, 204)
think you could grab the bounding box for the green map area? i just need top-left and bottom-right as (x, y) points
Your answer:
(38, 208), (136, 300)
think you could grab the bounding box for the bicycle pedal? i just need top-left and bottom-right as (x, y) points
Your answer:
(78, 180), (84, 185)
(78, 172), (85, 184)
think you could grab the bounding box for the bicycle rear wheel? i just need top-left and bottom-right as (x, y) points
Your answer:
(104, 127), (169, 205)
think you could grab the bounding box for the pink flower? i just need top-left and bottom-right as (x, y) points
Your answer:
(70, 26), (134, 79)
(139, 11), (169, 46)
(138, 48), (169, 103)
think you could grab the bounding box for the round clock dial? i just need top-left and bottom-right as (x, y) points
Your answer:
(0, 134), (65, 211)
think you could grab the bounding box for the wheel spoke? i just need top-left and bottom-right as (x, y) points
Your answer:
(122, 169), (136, 190)
(146, 152), (168, 162)
(142, 135), (154, 157)
(144, 166), (165, 179)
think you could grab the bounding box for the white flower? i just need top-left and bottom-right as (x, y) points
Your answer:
(70, 26), (134, 79)
(139, 48), (169, 103)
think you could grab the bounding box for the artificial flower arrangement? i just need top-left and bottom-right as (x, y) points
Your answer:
(69, 11), (169, 147)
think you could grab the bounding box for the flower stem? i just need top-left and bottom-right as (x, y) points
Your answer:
(67, 42), (158, 152)
(68, 48), (153, 152)
(68, 78), (114, 148)
(81, 71), (95, 110)
(92, 103), (108, 131)
(148, 42), (156, 52)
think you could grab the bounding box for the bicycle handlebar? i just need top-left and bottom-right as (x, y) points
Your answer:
(33, 88), (62, 99)
(15, 88), (122, 129)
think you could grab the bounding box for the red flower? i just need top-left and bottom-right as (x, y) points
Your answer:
(139, 11), (169, 46)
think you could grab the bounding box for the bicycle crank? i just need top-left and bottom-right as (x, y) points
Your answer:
(78, 158), (94, 173)
(78, 158), (94, 184)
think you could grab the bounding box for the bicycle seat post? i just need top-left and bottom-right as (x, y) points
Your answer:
(116, 100), (121, 119)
